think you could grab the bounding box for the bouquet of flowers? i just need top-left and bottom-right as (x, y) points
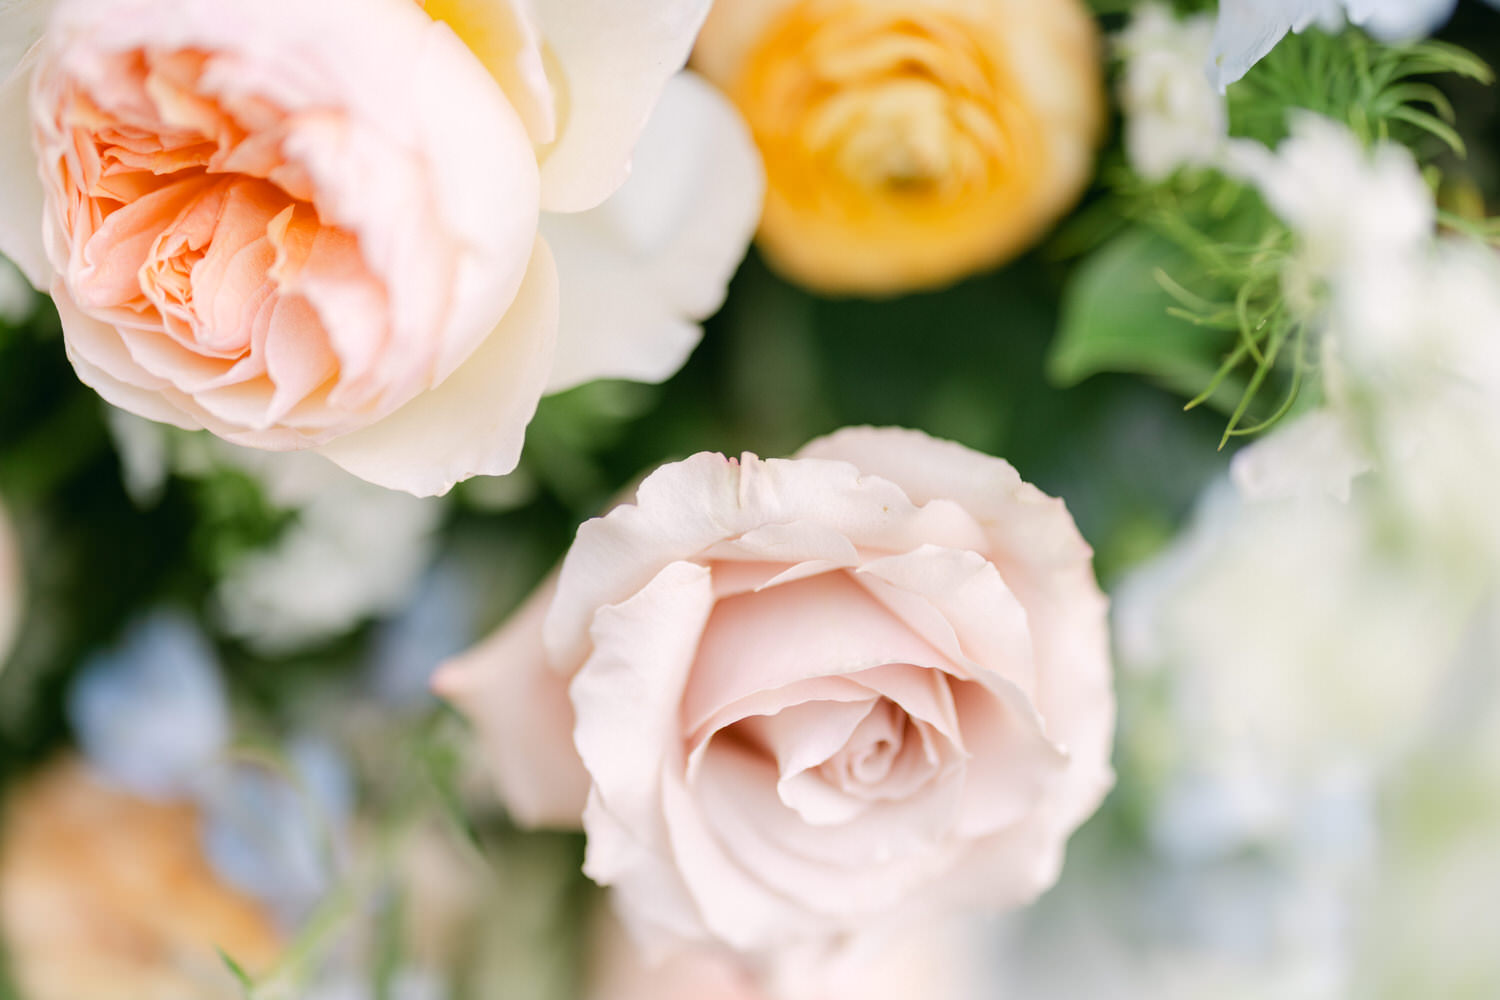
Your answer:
(2, 0), (1499, 996)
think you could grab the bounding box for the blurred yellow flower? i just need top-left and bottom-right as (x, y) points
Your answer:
(0, 758), (281, 1000)
(695, 0), (1105, 295)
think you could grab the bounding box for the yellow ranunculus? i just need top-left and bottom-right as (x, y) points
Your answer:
(695, 0), (1104, 296)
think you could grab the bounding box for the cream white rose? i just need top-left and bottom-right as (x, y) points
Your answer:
(438, 427), (1114, 969)
(0, 0), (762, 496)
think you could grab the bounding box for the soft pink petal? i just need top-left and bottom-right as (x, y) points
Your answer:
(800, 427), (1116, 834)
(571, 560), (716, 838)
(856, 546), (1037, 697)
(433, 574), (589, 830)
(545, 453), (921, 670)
(316, 239), (559, 497)
(681, 572), (960, 735)
(687, 743), (965, 923)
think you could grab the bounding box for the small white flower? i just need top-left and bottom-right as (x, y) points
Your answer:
(1229, 410), (1372, 503)
(1117, 4), (1229, 181)
(105, 409), (446, 652)
(1225, 114), (1434, 295)
(212, 452), (445, 653)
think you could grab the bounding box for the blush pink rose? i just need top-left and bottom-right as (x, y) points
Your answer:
(0, 0), (761, 496)
(585, 905), (982, 1000)
(0, 497), (21, 665)
(438, 427), (1115, 968)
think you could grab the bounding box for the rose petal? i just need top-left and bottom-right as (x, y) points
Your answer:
(681, 572), (960, 735)
(433, 574), (589, 829)
(316, 238), (559, 497)
(799, 427), (1113, 789)
(56, 284), (208, 432)
(532, 0), (713, 213)
(541, 71), (762, 392)
(688, 742), (964, 922)
(571, 560), (716, 837)
(659, 755), (821, 953)
(423, 0), (556, 144)
(856, 546), (1036, 696)
(0, 39), (48, 287)
(546, 452), (921, 669)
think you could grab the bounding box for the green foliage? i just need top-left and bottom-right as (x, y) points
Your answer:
(1230, 29), (1493, 154)
(1051, 228), (1241, 401)
(1054, 23), (1490, 444)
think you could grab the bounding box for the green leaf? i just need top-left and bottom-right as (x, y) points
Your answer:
(1048, 228), (1235, 400)
(217, 948), (256, 996)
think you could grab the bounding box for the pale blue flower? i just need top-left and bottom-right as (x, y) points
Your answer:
(67, 611), (229, 799)
(198, 738), (354, 926)
(367, 561), (480, 709)
(1210, 0), (1496, 90)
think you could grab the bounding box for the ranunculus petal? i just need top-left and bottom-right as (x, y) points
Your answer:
(533, 0), (715, 212)
(432, 575), (589, 829)
(316, 239), (559, 497)
(541, 71), (762, 393)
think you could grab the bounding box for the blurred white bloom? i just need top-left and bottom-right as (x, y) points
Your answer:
(67, 612), (230, 799)
(1226, 114), (1434, 307)
(0, 495), (20, 667)
(199, 739), (353, 926)
(1229, 410), (1371, 502)
(106, 406), (174, 506)
(1227, 116), (1500, 559)
(1131, 488), (1469, 787)
(106, 410), (445, 652)
(1210, 0), (1477, 90)
(0, 253), (33, 324)
(985, 845), (1358, 1000)
(213, 456), (444, 653)
(1117, 5), (1228, 181)
(1112, 478), (1482, 950)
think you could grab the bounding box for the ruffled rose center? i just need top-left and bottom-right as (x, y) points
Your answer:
(673, 567), (1060, 911)
(42, 48), (396, 435)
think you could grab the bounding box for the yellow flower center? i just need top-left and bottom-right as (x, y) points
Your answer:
(758, 8), (1034, 208)
(712, 0), (1102, 295)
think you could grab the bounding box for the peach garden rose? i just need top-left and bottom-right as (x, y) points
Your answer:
(0, 0), (762, 496)
(692, 0), (1104, 296)
(438, 427), (1115, 975)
